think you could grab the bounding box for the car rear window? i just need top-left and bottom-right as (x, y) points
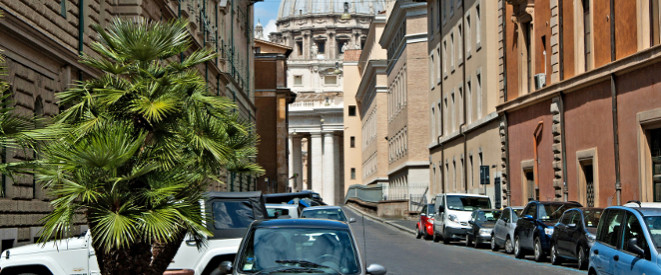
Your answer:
(212, 201), (256, 229)
(539, 203), (580, 222)
(583, 209), (603, 228)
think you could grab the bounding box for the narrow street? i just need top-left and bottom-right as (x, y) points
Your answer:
(344, 207), (586, 275)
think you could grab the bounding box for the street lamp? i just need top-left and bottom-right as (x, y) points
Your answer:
(333, 61), (342, 75)
(341, 2), (351, 20)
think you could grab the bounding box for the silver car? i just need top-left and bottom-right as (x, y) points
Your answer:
(490, 206), (523, 253)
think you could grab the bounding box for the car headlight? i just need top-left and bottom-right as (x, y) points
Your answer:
(544, 227), (554, 236)
(479, 228), (492, 235)
(448, 214), (458, 222)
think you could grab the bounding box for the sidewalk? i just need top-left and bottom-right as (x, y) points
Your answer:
(345, 204), (417, 235)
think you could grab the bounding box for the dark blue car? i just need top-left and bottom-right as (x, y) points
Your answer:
(514, 200), (583, 261)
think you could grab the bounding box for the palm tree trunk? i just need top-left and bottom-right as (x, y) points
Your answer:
(149, 229), (187, 274)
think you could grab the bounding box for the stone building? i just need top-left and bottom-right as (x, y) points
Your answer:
(500, 0), (661, 207)
(254, 38), (295, 193)
(426, 0), (503, 207)
(270, 0), (386, 205)
(0, 0), (258, 251)
(378, 1), (430, 206)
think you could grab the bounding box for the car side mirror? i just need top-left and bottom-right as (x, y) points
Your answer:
(349, 218), (357, 223)
(219, 261), (233, 274)
(567, 223), (577, 229)
(420, 213), (427, 217)
(468, 220), (475, 225)
(522, 215), (534, 221)
(627, 238), (646, 257)
(366, 263), (387, 275)
(438, 207), (445, 213)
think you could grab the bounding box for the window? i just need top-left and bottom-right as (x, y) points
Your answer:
(316, 40), (325, 54)
(436, 47), (442, 83)
(324, 75), (337, 85)
(60, 0), (67, 18)
(501, 208), (510, 222)
(476, 72), (482, 118)
(653, 0), (660, 46)
(580, 161), (595, 207)
(623, 213), (649, 257)
(449, 0), (454, 16)
(524, 169), (536, 202)
(443, 40), (448, 76)
(350, 136), (355, 148)
(351, 168), (356, 179)
(583, 0), (592, 71)
(650, 128), (661, 201)
(430, 53), (435, 89)
(348, 105), (356, 116)
(466, 14), (471, 55)
(293, 75), (302, 86)
(476, 4), (481, 48)
(296, 41), (303, 56)
(597, 209), (624, 247)
(467, 80), (472, 123)
(450, 33), (455, 70)
(560, 210), (575, 225)
(458, 24), (463, 63)
(522, 204), (537, 219)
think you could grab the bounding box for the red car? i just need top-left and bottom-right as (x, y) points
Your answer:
(416, 203), (436, 240)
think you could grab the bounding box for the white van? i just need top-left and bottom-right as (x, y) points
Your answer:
(432, 193), (491, 244)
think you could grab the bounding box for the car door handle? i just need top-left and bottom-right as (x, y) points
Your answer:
(613, 255), (619, 261)
(594, 249), (599, 255)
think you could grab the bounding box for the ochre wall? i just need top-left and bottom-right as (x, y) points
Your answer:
(505, 4), (519, 100)
(564, 81), (615, 207)
(507, 99), (554, 206)
(562, 0), (575, 79)
(593, 2), (612, 68)
(534, 0), (552, 84)
(614, 0), (638, 60)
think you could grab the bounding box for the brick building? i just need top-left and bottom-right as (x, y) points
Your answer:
(499, 0), (661, 207)
(0, 0), (259, 251)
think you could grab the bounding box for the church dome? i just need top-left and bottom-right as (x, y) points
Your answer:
(277, 0), (386, 20)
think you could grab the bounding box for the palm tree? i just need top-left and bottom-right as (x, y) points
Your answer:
(36, 18), (262, 274)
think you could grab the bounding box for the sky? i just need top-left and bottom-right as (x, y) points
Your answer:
(254, 0), (282, 40)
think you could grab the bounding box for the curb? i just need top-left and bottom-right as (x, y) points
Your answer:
(345, 204), (417, 235)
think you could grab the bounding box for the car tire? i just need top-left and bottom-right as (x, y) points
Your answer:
(416, 225), (422, 239)
(433, 232), (441, 243)
(533, 237), (546, 262)
(466, 235), (473, 247)
(550, 243), (562, 265)
(514, 235), (525, 259)
(474, 236), (480, 248)
(442, 226), (450, 245)
(505, 236), (514, 254)
(577, 245), (588, 270)
(491, 235), (498, 251)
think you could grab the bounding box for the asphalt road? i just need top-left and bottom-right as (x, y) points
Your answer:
(343, 207), (586, 275)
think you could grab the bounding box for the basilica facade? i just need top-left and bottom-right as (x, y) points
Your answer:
(269, 0), (386, 205)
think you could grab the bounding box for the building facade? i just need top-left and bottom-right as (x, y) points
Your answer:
(378, 1), (430, 206)
(254, 39), (295, 194)
(0, 0), (258, 251)
(271, 0), (386, 205)
(426, 0), (503, 207)
(500, 0), (661, 207)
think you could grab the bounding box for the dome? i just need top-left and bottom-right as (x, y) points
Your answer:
(277, 0), (386, 20)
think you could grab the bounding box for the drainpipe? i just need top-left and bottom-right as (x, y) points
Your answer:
(78, 0), (84, 81)
(559, 95), (569, 202)
(559, 0), (564, 80)
(503, 113), (511, 205)
(461, 0), (468, 194)
(533, 121), (544, 199)
(611, 74), (621, 205)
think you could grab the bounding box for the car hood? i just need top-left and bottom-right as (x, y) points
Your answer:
(3, 236), (89, 257)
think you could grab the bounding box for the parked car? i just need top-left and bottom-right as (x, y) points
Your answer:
(589, 206), (661, 275)
(301, 206), (355, 223)
(514, 200), (583, 261)
(0, 191), (268, 275)
(491, 206), (523, 253)
(266, 203), (301, 219)
(549, 207), (603, 269)
(466, 209), (502, 248)
(416, 203), (436, 240)
(433, 193), (492, 244)
(220, 219), (387, 275)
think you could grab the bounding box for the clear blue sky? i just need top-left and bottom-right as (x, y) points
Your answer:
(254, 0), (282, 37)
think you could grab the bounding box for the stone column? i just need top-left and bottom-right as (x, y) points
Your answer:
(288, 136), (294, 191)
(310, 133), (323, 194)
(333, 134), (342, 205)
(323, 132), (336, 205)
(292, 136), (303, 192)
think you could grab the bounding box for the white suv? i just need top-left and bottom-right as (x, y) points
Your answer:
(432, 193), (492, 244)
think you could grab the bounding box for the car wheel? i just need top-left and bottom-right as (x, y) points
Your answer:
(514, 235), (525, 259)
(550, 243), (562, 265)
(433, 232), (440, 243)
(577, 245), (588, 270)
(491, 235), (498, 251)
(466, 235), (473, 247)
(416, 225), (422, 239)
(505, 236), (514, 254)
(474, 236), (480, 248)
(534, 237), (546, 262)
(442, 226), (450, 244)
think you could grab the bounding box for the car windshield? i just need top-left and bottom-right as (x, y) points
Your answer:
(478, 211), (501, 222)
(267, 208), (290, 219)
(583, 209), (603, 228)
(237, 227), (360, 275)
(538, 204), (578, 222)
(301, 208), (347, 222)
(446, 196), (491, 211)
